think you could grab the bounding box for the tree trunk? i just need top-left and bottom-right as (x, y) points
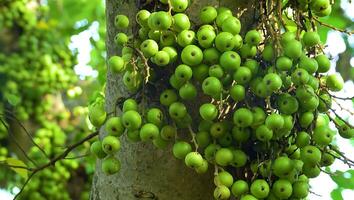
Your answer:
(90, 1), (255, 199)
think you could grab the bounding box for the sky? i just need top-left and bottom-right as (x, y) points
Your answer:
(1, 2), (354, 200)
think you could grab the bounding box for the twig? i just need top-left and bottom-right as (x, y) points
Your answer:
(127, 44), (150, 84)
(317, 94), (353, 129)
(327, 150), (354, 168)
(276, 0), (286, 30)
(310, 190), (322, 197)
(187, 125), (198, 151)
(14, 173), (35, 199)
(333, 98), (354, 115)
(31, 131), (98, 171)
(214, 164), (219, 176)
(329, 94), (354, 101)
(295, 9), (303, 38)
(13, 131), (99, 199)
(2, 110), (49, 158)
(319, 167), (334, 175)
(326, 112), (341, 127)
(0, 118), (38, 167)
(329, 145), (354, 166)
(167, 0), (172, 14)
(313, 17), (354, 35)
(265, 96), (275, 113)
(328, 107), (353, 128)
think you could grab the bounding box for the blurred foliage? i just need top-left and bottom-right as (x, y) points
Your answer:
(331, 170), (354, 200)
(47, 0), (107, 87)
(47, 0), (105, 35)
(316, 1), (352, 43)
(336, 37), (354, 82)
(320, 1), (354, 198)
(317, 0), (354, 82)
(0, 0), (105, 199)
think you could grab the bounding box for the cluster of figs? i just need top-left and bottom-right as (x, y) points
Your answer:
(89, 0), (351, 199)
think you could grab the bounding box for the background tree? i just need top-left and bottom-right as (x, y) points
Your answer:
(0, 0), (105, 199)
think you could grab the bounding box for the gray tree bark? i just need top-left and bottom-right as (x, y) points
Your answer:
(90, 1), (255, 199)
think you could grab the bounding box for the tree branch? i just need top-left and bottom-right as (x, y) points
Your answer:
(316, 93), (353, 129)
(2, 110), (49, 158)
(276, 0), (286, 30)
(0, 118), (39, 167)
(327, 107), (353, 128)
(333, 98), (354, 115)
(328, 145), (354, 167)
(13, 131), (99, 199)
(329, 94), (354, 101)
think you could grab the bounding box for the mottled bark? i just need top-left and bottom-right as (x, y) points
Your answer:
(90, 1), (255, 199)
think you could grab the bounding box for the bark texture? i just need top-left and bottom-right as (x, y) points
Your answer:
(90, 1), (255, 199)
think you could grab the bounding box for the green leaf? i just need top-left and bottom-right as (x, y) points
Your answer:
(6, 158), (28, 179)
(5, 93), (21, 106)
(282, 0), (289, 8)
(47, 0), (105, 35)
(315, 0), (352, 43)
(282, 14), (297, 32)
(330, 170), (354, 189)
(350, 139), (354, 147)
(331, 188), (344, 200)
(336, 48), (352, 81)
(317, 26), (330, 43)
